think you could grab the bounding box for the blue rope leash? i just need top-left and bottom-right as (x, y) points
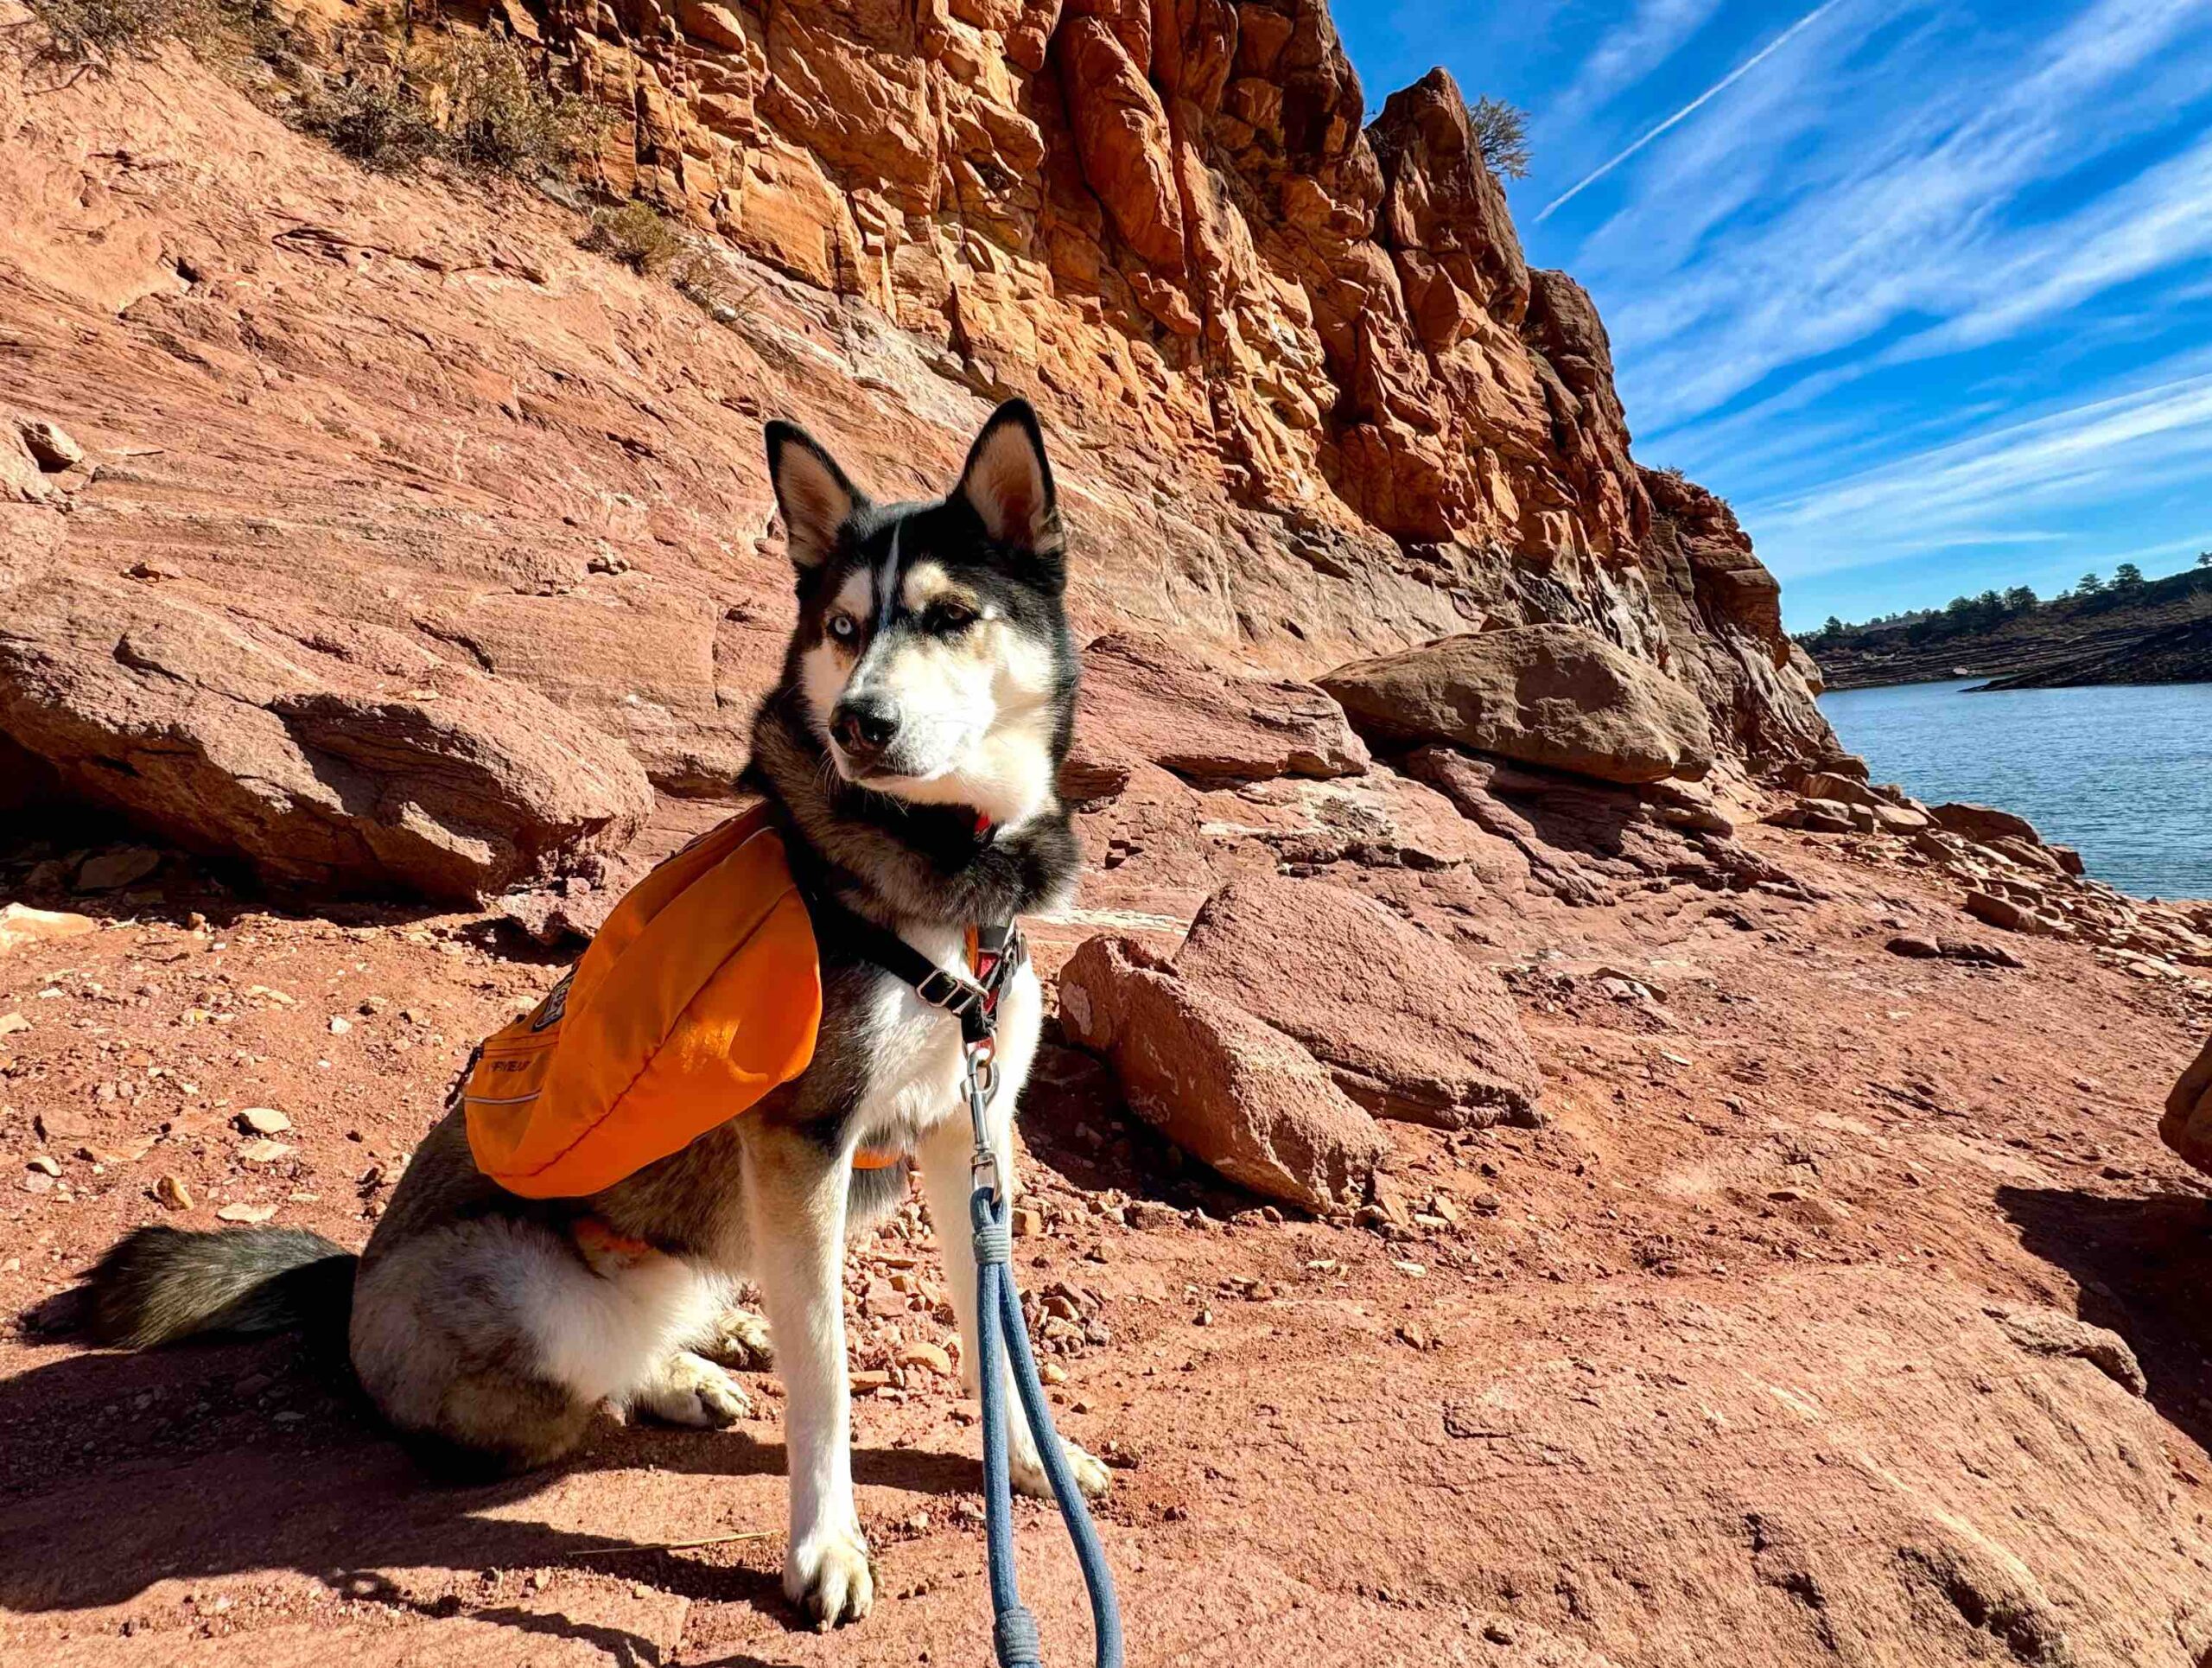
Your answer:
(966, 1072), (1123, 1667)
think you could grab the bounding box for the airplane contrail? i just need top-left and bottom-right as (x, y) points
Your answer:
(1537, 0), (1845, 222)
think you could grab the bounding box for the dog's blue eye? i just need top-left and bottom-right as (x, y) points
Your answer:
(827, 614), (857, 643)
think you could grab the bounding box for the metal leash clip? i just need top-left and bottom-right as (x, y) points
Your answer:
(964, 1038), (1000, 1198)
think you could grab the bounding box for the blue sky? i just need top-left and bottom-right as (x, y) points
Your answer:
(1333, 0), (2212, 630)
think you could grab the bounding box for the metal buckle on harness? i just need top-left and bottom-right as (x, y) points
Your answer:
(916, 966), (982, 1015)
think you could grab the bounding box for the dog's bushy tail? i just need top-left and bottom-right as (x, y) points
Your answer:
(85, 1226), (357, 1348)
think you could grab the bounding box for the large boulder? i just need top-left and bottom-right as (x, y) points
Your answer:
(1319, 624), (1715, 785)
(1058, 935), (1385, 1212)
(1173, 876), (1541, 1128)
(2162, 1035), (2212, 1177)
(1932, 802), (2044, 848)
(0, 569), (652, 904)
(0, 904), (99, 957)
(1061, 632), (1370, 798)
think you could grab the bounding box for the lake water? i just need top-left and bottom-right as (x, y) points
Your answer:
(1819, 678), (2212, 901)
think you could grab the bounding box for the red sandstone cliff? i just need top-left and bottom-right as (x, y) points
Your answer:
(0, 0), (1829, 864)
(554, 0), (1830, 764)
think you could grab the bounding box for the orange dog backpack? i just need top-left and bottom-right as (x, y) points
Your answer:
(462, 804), (823, 1199)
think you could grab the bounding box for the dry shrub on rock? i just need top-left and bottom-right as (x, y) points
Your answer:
(24, 0), (215, 65)
(435, 33), (594, 178)
(297, 60), (442, 172)
(1468, 93), (1531, 180)
(582, 201), (688, 277)
(287, 29), (594, 180)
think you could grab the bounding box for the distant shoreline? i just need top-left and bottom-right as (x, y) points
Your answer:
(1805, 565), (2212, 693)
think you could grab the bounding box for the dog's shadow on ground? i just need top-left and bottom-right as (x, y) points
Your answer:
(0, 1335), (976, 1658)
(1998, 1183), (2212, 1452)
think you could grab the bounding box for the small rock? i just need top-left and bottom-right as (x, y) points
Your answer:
(851, 1370), (893, 1396)
(1039, 1362), (1068, 1386)
(1939, 937), (2026, 970)
(1992, 1306), (2146, 1396)
(1885, 934), (1942, 959)
(1010, 1206), (1046, 1238)
(0, 1013), (30, 1037)
(18, 417), (84, 471)
(1933, 802), (2043, 847)
(215, 1202), (276, 1224)
(327, 1015), (353, 1035)
(1192, 1307), (1212, 1327)
(237, 1139), (293, 1164)
(155, 1174), (194, 1211)
(898, 1341), (954, 1377)
(1964, 891), (2046, 935)
(27, 1155), (61, 1176)
(236, 1108), (291, 1135)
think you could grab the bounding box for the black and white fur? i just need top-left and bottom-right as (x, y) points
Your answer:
(79, 399), (1103, 1631)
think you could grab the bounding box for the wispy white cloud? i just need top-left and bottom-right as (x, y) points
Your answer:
(1546, 0), (1724, 128)
(1592, 0), (2212, 433)
(1748, 365), (2212, 578)
(1896, 131), (2212, 357)
(1536, 0), (1846, 221)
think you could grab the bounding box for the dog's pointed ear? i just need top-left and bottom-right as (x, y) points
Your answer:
(765, 421), (864, 572)
(956, 398), (1062, 556)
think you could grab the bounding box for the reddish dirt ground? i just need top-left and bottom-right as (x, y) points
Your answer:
(4, 805), (2210, 1667)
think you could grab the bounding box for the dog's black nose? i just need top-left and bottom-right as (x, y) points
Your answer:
(831, 697), (899, 759)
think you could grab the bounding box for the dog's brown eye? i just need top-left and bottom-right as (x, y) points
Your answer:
(936, 604), (976, 633)
(826, 614), (858, 644)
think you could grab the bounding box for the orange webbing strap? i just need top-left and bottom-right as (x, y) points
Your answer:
(570, 1213), (661, 1271)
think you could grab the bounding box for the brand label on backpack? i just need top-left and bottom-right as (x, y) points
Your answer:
(531, 971), (574, 1033)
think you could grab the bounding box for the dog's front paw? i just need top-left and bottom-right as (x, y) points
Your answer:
(632, 1351), (750, 1428)
(1011, 1434), (1112, 1501)
(699, 1306), (775, 1370)
(785, 1522), (874, 1629)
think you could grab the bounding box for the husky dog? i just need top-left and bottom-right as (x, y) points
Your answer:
(81, 398), (1106, 1629)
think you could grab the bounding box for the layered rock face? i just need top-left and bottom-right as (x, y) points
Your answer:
(0, 0), (1828, 900)
(550, 0), (1827, 759)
